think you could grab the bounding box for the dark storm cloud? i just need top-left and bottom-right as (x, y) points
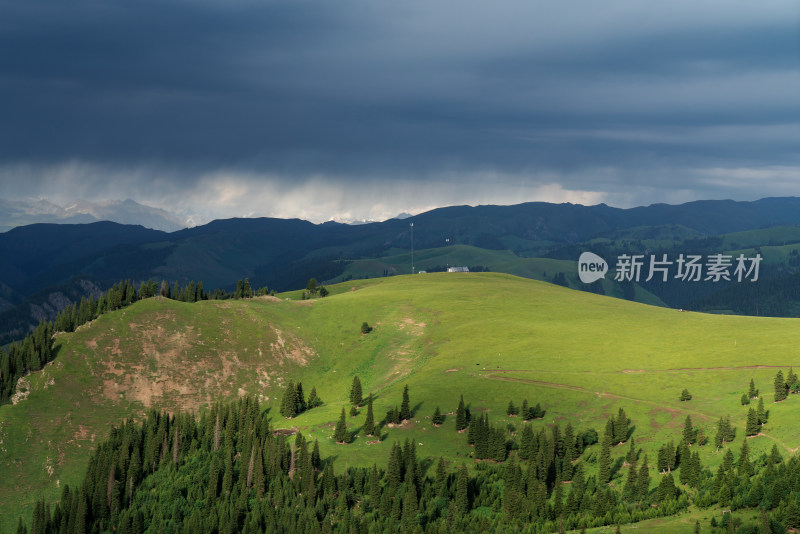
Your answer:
(0, 0), (798, 222)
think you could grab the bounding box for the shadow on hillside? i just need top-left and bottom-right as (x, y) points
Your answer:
(611, 457), (625, 480)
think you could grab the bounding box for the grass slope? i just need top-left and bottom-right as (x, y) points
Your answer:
(3, 273), (800, 530)
(326, 244), (666, 306)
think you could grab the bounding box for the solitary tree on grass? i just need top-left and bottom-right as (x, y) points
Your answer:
(350, 375), (363, 407)
(400, 385), (412, 421)
(334, 407), (349, 443)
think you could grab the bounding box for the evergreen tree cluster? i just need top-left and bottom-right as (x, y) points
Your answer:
(383, 385), (413, 425)
(714, 416), (735, 449)
(19, 396), (722, 534)
(279, 380), (322, 419)
(467, 413), (507, 462)
(518, 398), (546, 420)
(774, 367), (799, 402)
(301, 278), (329, 300)
(0, 321), (53, 403)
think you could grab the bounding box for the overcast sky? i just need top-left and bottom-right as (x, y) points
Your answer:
(1, 0), (799, 224)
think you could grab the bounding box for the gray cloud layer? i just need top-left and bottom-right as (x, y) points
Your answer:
(1, 0), (798, 223)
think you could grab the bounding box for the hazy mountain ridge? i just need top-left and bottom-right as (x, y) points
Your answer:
(3, 197), (800, 344)
(0, 198), (187, 233)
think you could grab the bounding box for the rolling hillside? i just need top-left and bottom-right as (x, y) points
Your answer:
(5, 198), (800, 346)
(3, 273), (800, 530)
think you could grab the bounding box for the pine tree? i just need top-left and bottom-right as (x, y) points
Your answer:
(748, 378), (757, 399)
(682, 415), (695, 445)
(456, 463), (469, 515)
(280, 380), (297, 418)
(506, 400), (517, 416)
(349, 376), (363, 407)
(788, 367), (798, 390)
(363, 394), (376, 436)
(656, 472), (677, 503)
(295, 381), (306, 414)
(399, 384), (411, 421)
(455, 395), (467, 431)
(599, 419), (613, 484)
(774, 370), (787, 402)
(242, 278), (252, 298)
(757, 396), (766, 424)
(432, 405), (443, 426)
(746, 407), (759, 436)
(562, 422), (577, 480)
(741, 392), (750, 405)
(637, 454), (650, 501)
(680, 388), (692, 401)
(521, 399), (529, 420)
(307, 386), (322, 408)
(614, 407), (628, 444)
(334, 407), (349, 443)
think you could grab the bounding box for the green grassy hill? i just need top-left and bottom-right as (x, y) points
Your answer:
(326, 244), (667, 307)
(3, 273), (800, 530)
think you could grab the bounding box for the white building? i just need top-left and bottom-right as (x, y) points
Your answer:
(447, 266), (469, 273)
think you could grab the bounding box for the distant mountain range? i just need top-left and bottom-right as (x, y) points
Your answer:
(0, 198), (187, 233)
(4, 196), (800, 343)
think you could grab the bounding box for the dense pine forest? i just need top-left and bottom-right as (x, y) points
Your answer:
(16, 391), (800, 533)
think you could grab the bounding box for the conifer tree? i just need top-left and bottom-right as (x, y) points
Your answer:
(788, 367), (798, 390)
(363, 394), (376, 436)
(624, 455), (638, 498)
(521, 399), (529, 420)
(749, 378), (757, 399)
(334, 407), (349, 443)
(311, 440), (321, 470)
(432, 405), (443, 426)
(682, 415), (695, 445)
(455, 395), (467, 431)
(307, 386), (322, 408)
(386, 442), (403, 490)
(599, 419), (613, 484)
(757, 396), (766, 424)
(295, 382), (306, 414)
(349, 376), (363, 407)
(506, 400), (517, 416)
(280, 380), (297, 418)
(562, 423), (577, 480)
(456, 463), (469, 515)
(614, 407), (629, 444)
(637, 454), (650, 501)
(242, 278), (252, 298)
(399, 384), (411, 421)
(745, 407), (759, 436)
(774, 370), (787, 402)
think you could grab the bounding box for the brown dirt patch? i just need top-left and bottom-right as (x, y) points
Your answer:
(445, 368), (460, 373)
(398, 317), (425, 336)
